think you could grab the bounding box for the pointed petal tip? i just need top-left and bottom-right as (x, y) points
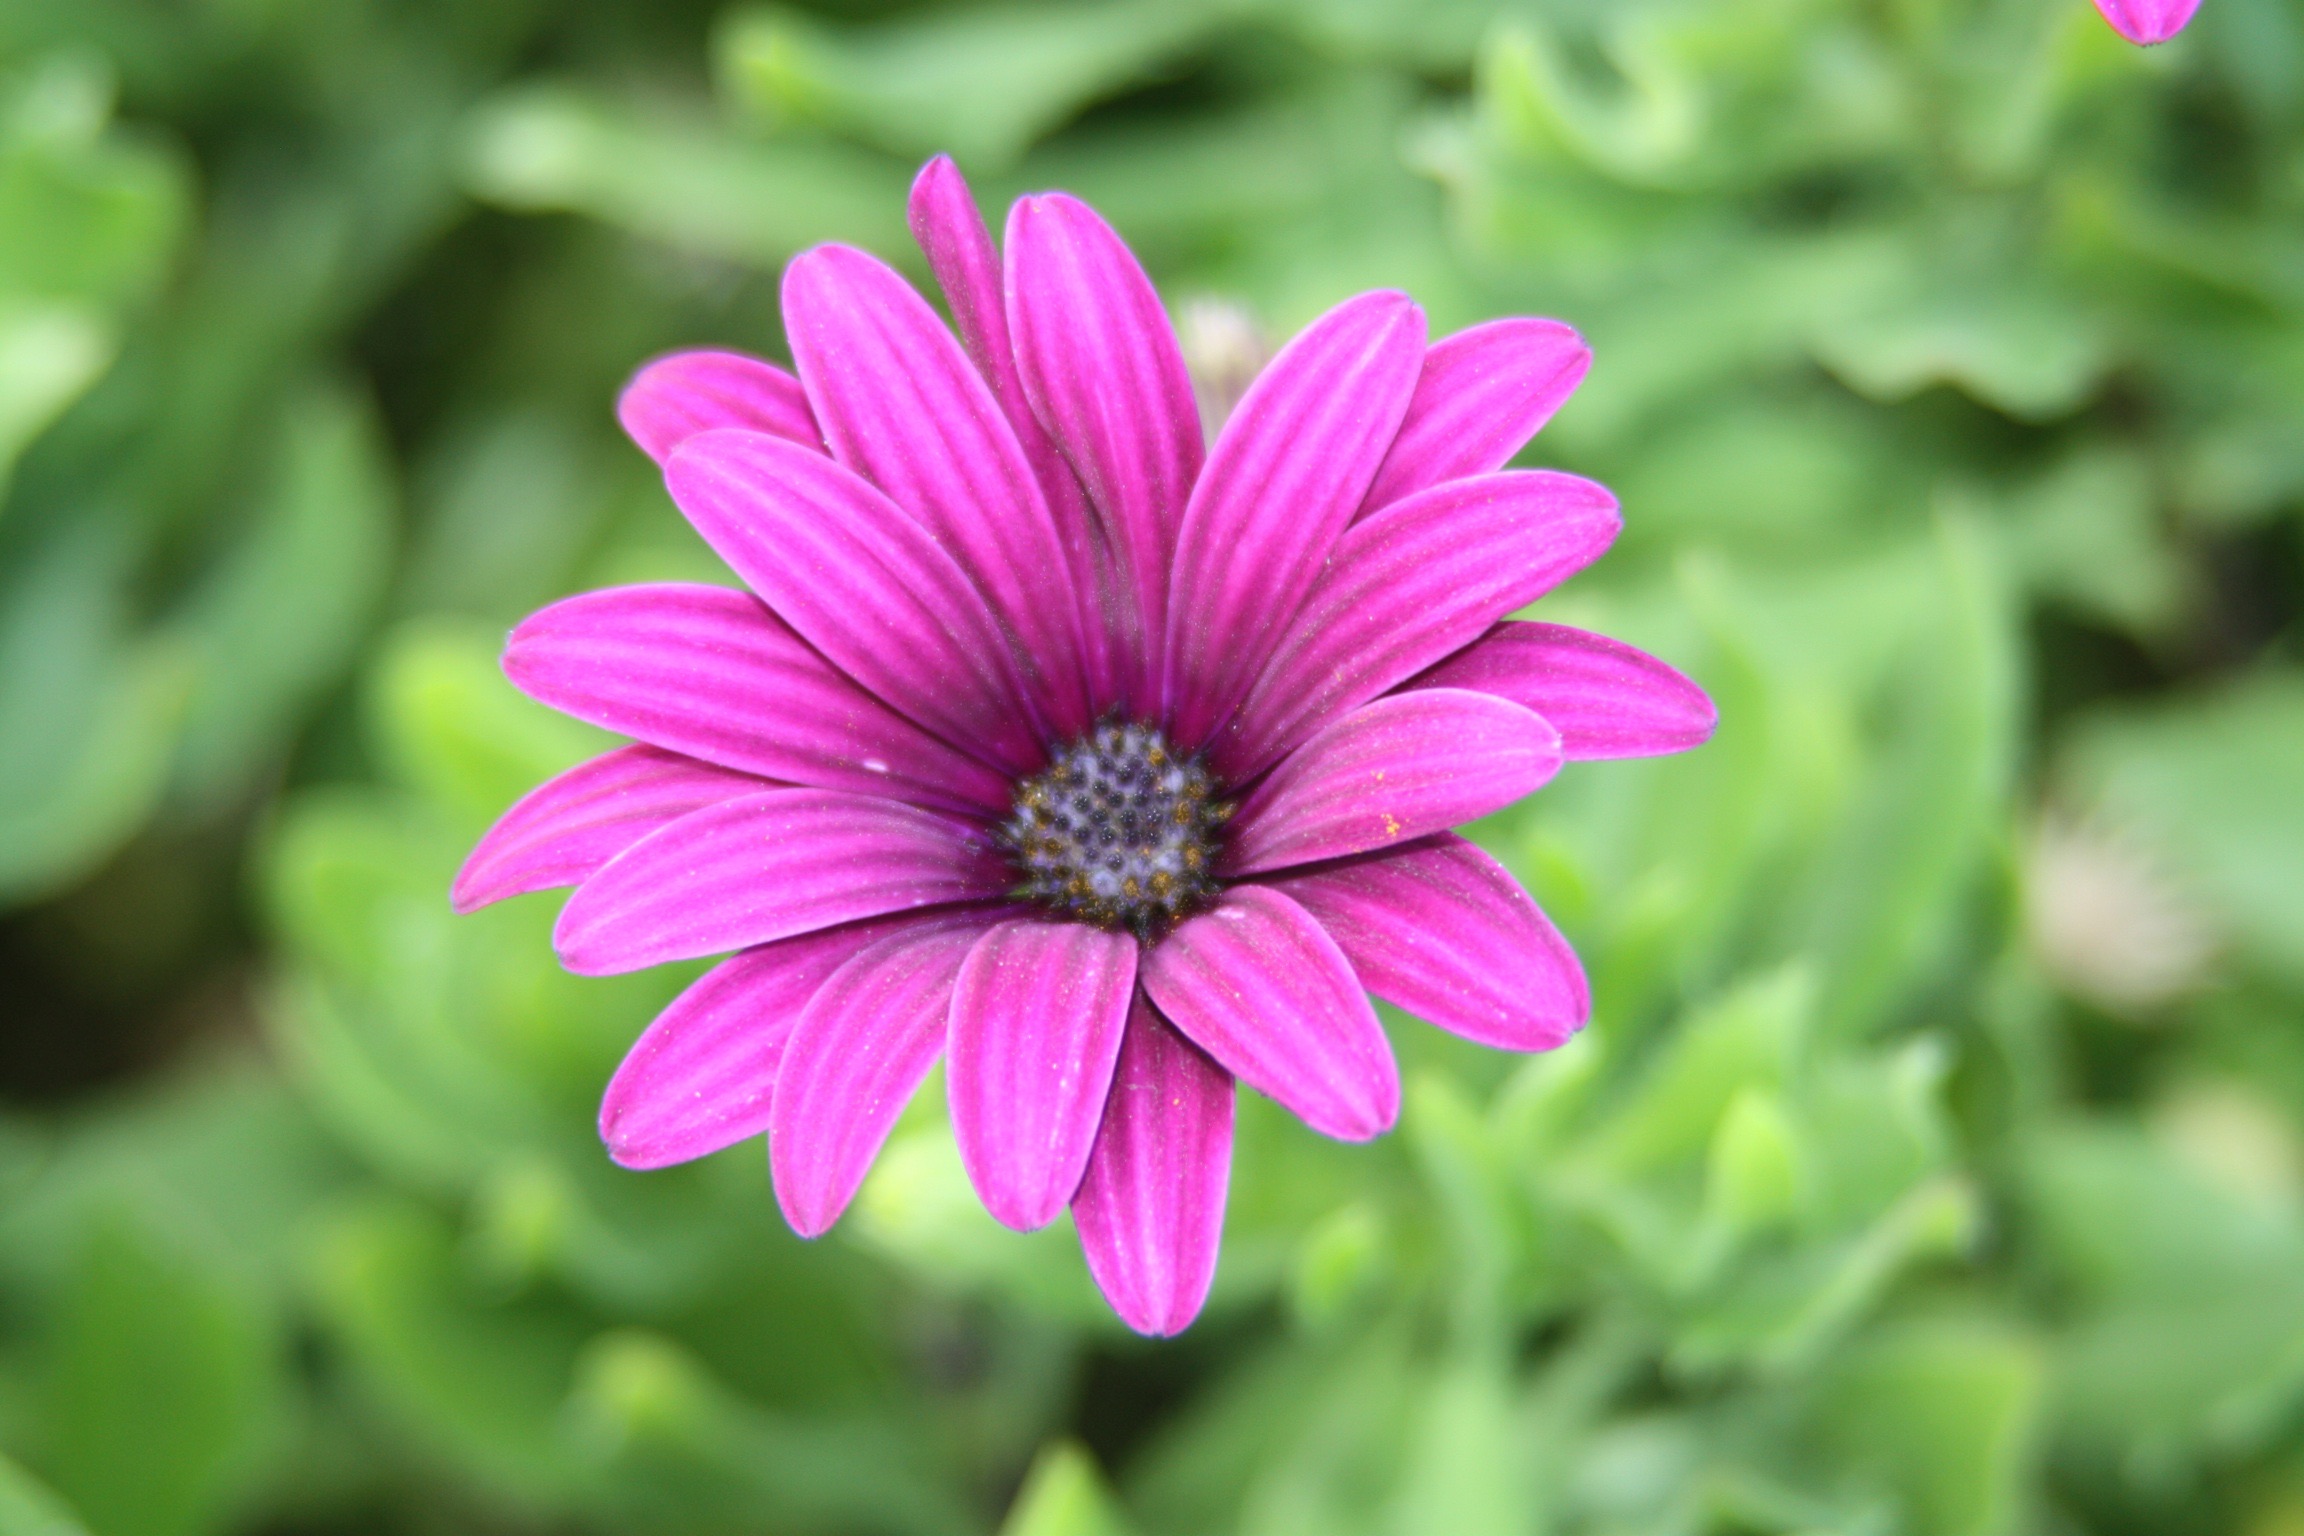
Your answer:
(1689, 686), (1721, 744)
(777, 1190), (839, 1240)
(549, 920), (622, 978)
(910, 152), (960, 193)
(616, 349), (820, 463)
(1114, 1298), (1202, 1338)
(601, 1126), (678, 1172)
(1324, 1079), (1402, 1142)
(446, 867), (490, 916)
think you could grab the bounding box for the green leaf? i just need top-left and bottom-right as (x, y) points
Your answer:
(1808, 246), (2112, 421)
(568, 1331), (974, 1536)
(720, 0), (1237, 171)
(1995, 447), (2180, 635)
(1404, 1072), (1523, 1325)
(1671, 1176), (1980, 1376)
(850, 1122), (1109, 1324)
(0, 52), (188, 502)
(1798, 518), (2018, 1038)
(0, 301), (111, 496)
(2059, 676), (2304, 985)
(1702, 1087), (1803, 1240)
(1383, 1352), (1523, 1536)
(460, 85), (910, 268)
(2020, 1122), (2304, 1468)
(38, 1211), (283, 1536)
(0, 527), (188, 905)
(166, 377), (396, 809)
(1288, 1202), (1393, 1331)
(1808, 1319), (2044, 1536)
(1587, 967), (1812, 1179)
(306, 1199), (588, 1509)
(0, 1453), (89, 1536)
(0, 55), (188, 310)
(999, 1442), (1134, 1536)
(365, 619), (605, 835)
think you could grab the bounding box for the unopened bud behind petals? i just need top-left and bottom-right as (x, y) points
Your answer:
(2092, 0), (2200, 45)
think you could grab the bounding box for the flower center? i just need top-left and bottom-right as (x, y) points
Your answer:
(999, 721), (1229, 939)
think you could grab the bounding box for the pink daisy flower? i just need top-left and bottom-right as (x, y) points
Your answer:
(453, 157), (1714, 1336)
(2093, 0), (2199, 44)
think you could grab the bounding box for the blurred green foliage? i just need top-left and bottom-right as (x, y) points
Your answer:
(2, 0), (2302, 1533)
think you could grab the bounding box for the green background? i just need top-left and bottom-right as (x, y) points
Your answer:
(3, 0), (2302, 1532)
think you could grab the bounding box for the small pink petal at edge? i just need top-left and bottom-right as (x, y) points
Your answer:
(2093, 0), (2200, 45)
(1410, 621), (1716, 762)
(617, 349), (820, 463)
(453, 744), (768, 914)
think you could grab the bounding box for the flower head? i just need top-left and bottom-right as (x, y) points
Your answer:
(2092, 0), (2199, 44)
(454, 156), (1715, 1335)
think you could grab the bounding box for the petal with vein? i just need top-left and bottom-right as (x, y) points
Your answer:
(553, 788), (1007, 975)
(617, 349), (820, 463)
(1225, 690), (1562, 876)
(1141, 885), (1398, 1141)
(1007, 191), (1203, 708)
(2092, 0), (2199, 44)
(948, 920), (1138, 1230)
(770, 913), (994, 1237)
(909, 158), (1118, 705)
(599, 915), (926, 1169)
(665, 429), (1043, 776)
(1411, 621), (1716, 761)
(785, 243), (1090, 738)
(1358, 318), (1589, 518)
(453, 744), (768, 913)
(503, 583), (1013, 815)
(1072, 1001), (1233, 1337)
(1166, 290), (1426, 747)
(1216, 469), (1619, 780)
(1261, 834), (1587, 1052)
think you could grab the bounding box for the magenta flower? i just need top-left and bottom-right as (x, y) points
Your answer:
(2093, 0), (2198, 43)
(453, 156), (1713, 1335)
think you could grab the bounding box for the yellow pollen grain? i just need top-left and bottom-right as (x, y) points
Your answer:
(1382, 812), (1401, 839)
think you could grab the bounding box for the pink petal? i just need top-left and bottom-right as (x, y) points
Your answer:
(1141, 885), (1399, 1141)
(1166, 291), (1427, 748)
(503, 584), (1013, 816)
(947, 920), (1138, 1230)
(599, 915), (925, 1169)
(552, 788), (1008, 976)
(1358, 318), (1590, 519)
(784, 244), (1092, 739)
(1260, 834), (1587, 1053)
(664, 429), (1043, 777)
(617, 350), (821, 464)
(769, 912), (995, 1237)
(908, 158), (1119, 707)
(2093, 0), (2199, 44)
(453, 745), (769, 914)
(1411, 621), (1716, 761)
(1214, 470), (1621, 781)
(1072, 1000), (1233, 1337)
(1006, 191), (1204, 710)
(1224, 690), (1563, 877)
